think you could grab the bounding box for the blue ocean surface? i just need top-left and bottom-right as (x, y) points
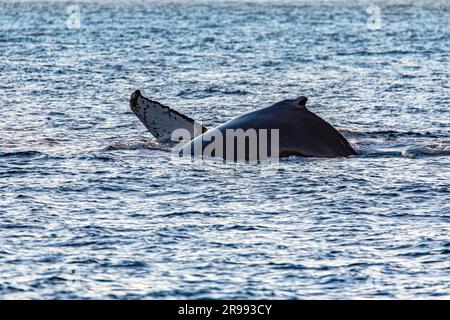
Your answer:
(0, 0), (449, 299)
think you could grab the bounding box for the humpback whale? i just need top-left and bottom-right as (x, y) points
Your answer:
(130, 90), (356, 160)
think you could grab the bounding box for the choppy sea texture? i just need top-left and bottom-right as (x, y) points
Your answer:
(0, 0), (449, 299)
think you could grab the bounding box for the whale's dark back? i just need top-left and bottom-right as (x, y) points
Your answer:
(180, 98), (357, 160)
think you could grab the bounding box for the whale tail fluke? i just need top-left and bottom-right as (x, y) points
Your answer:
(130, 90), (207, 143)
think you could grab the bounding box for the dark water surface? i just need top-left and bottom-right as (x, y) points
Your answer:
(0, 0), (449, 299)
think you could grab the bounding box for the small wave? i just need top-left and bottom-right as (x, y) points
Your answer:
(267, 262), (307, 270)
(0, 150), (44, 158)
(178, 85), (250, 97)
(340, 128), (449, 159)
(106, 260), (148, 269)
(402, 144), (450, 158)
(103, 140), (172, 152)
(357, 143), (450, 159)
(205, 86), (250, 95)
(358, 150), (403, 158)
(338, 128), (443, 139)
(77, 154), (117, 162)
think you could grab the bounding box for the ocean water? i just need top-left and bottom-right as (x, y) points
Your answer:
(0, 0), (449, 299)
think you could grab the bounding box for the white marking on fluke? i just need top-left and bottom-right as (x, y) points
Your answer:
(129, 90), (207, 143)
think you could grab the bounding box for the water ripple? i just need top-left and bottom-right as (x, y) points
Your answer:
(0, 0), (449, 299)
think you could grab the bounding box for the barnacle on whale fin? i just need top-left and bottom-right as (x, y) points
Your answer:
(129, 90), (142, 109)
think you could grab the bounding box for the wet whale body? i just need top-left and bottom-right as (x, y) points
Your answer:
(130, 90), (356, 160)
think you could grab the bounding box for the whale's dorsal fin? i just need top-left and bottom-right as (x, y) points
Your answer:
(295, 96), (308, 108)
